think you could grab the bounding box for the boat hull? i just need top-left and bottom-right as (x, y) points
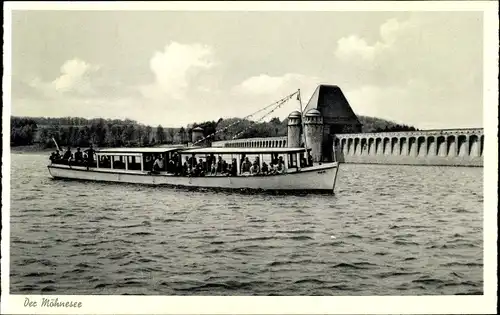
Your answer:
(47, 163), (339, 193)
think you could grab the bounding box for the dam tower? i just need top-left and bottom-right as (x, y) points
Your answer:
(191, 127), (204, 144)
(304, 108), (324, 163)
(287, 110), (302, 148)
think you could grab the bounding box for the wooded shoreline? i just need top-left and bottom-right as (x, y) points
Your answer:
(10, 115), (418, 150)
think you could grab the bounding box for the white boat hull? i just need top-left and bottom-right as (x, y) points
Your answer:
(47, 163), (339, 193)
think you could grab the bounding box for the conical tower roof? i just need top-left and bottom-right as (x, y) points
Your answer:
(303, 84), (361, 126)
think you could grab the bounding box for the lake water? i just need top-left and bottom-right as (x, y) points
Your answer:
(9, 153), (483, 295)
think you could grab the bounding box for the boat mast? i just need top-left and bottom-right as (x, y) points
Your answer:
(297, 89), (309, 153)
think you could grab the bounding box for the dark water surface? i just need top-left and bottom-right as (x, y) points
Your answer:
(9, 153), (483, 295)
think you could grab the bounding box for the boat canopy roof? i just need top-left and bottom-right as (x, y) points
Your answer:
(179, 147), (310, 155)
(96, 147), (184, 154)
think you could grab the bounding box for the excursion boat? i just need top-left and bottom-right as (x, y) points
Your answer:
(47, 89), (340, 193)
(47, 146), (340, 193)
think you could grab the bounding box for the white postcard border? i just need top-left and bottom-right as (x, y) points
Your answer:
(1, 1), (498, 314)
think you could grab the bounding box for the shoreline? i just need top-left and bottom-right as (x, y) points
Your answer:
(9, 144), (179, 154)
(10, 145), (54, 154)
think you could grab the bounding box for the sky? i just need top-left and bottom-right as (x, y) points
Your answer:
(10, 9), (484, 129)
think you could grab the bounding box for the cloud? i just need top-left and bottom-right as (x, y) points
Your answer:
(12, 58), (101, 99)
(335, 18), (413, 65)
(140, 41), (216, 100)
(52, 58), (100, 94)
(335, 35), (379, 62)
(333, 14), (482, 128)
(335, 14), (481, 87)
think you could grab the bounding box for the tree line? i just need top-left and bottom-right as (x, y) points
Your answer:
(10, 115), (417, 148)
(359, 116), (419, 133)
(373, 124), (419, 133)
(10, 116), (289, 148)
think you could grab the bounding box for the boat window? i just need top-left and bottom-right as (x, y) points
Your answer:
(99, 155), (112, 169)
(127, 156), (141, 170)
(143, 154), (154, 171)
(112, 156), (126, 170)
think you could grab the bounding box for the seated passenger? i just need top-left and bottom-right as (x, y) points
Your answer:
(269, 163), (278, 175)
(74, 148), (83, 163)
(49, 150), (61, 163)
(183, 156), (191, 176)
(230, 159), (237, 176)
(63, 147), (73, 162)
(216, 156), (227, 174)
(152, 156), (164, 173)
(250, 160), (260, 175)
(241, 157), (252, 174)
(277, 156), (285, 174)
(261, 162), (269, 174)
(210, 161), (217, 175)
(250, 164), (259, 175)
(196, 160), (205, 176)
(189, 156), (198, 169)
(199, 159), (207, 172)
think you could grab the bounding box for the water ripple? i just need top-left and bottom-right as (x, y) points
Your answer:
(9, 154), (484, 295)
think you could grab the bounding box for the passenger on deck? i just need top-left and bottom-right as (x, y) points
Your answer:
(261, 162), (269, 174)
(183, 156), (191, 176)
(241, 157), (252, 174)
(74, 148), (83, 163)
(200, 158), (207, 172)
(153, 156), (164, 173)
(308, 154), (313, 166)
(63, 147), (73, 161)
(230, 158), (237, 176)
(196, 159), (205, 176)
(167, 157), (176, 173)
(49, 150), (61, 163)
(250, 158), (260, 175)
(216, 156), (227, 174)
(84, 145), (95, 168)
(277, 156), (285, 174)
(188, 155), (197, 169)
(210, 160), (217, 175)
(171, 153), (180, 174)
(207, 154), (215, 173)
(269, 162), (278, 175)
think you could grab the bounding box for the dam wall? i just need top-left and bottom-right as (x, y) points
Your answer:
(212, 128), (484, 167)
(334, 128), (483, 167)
